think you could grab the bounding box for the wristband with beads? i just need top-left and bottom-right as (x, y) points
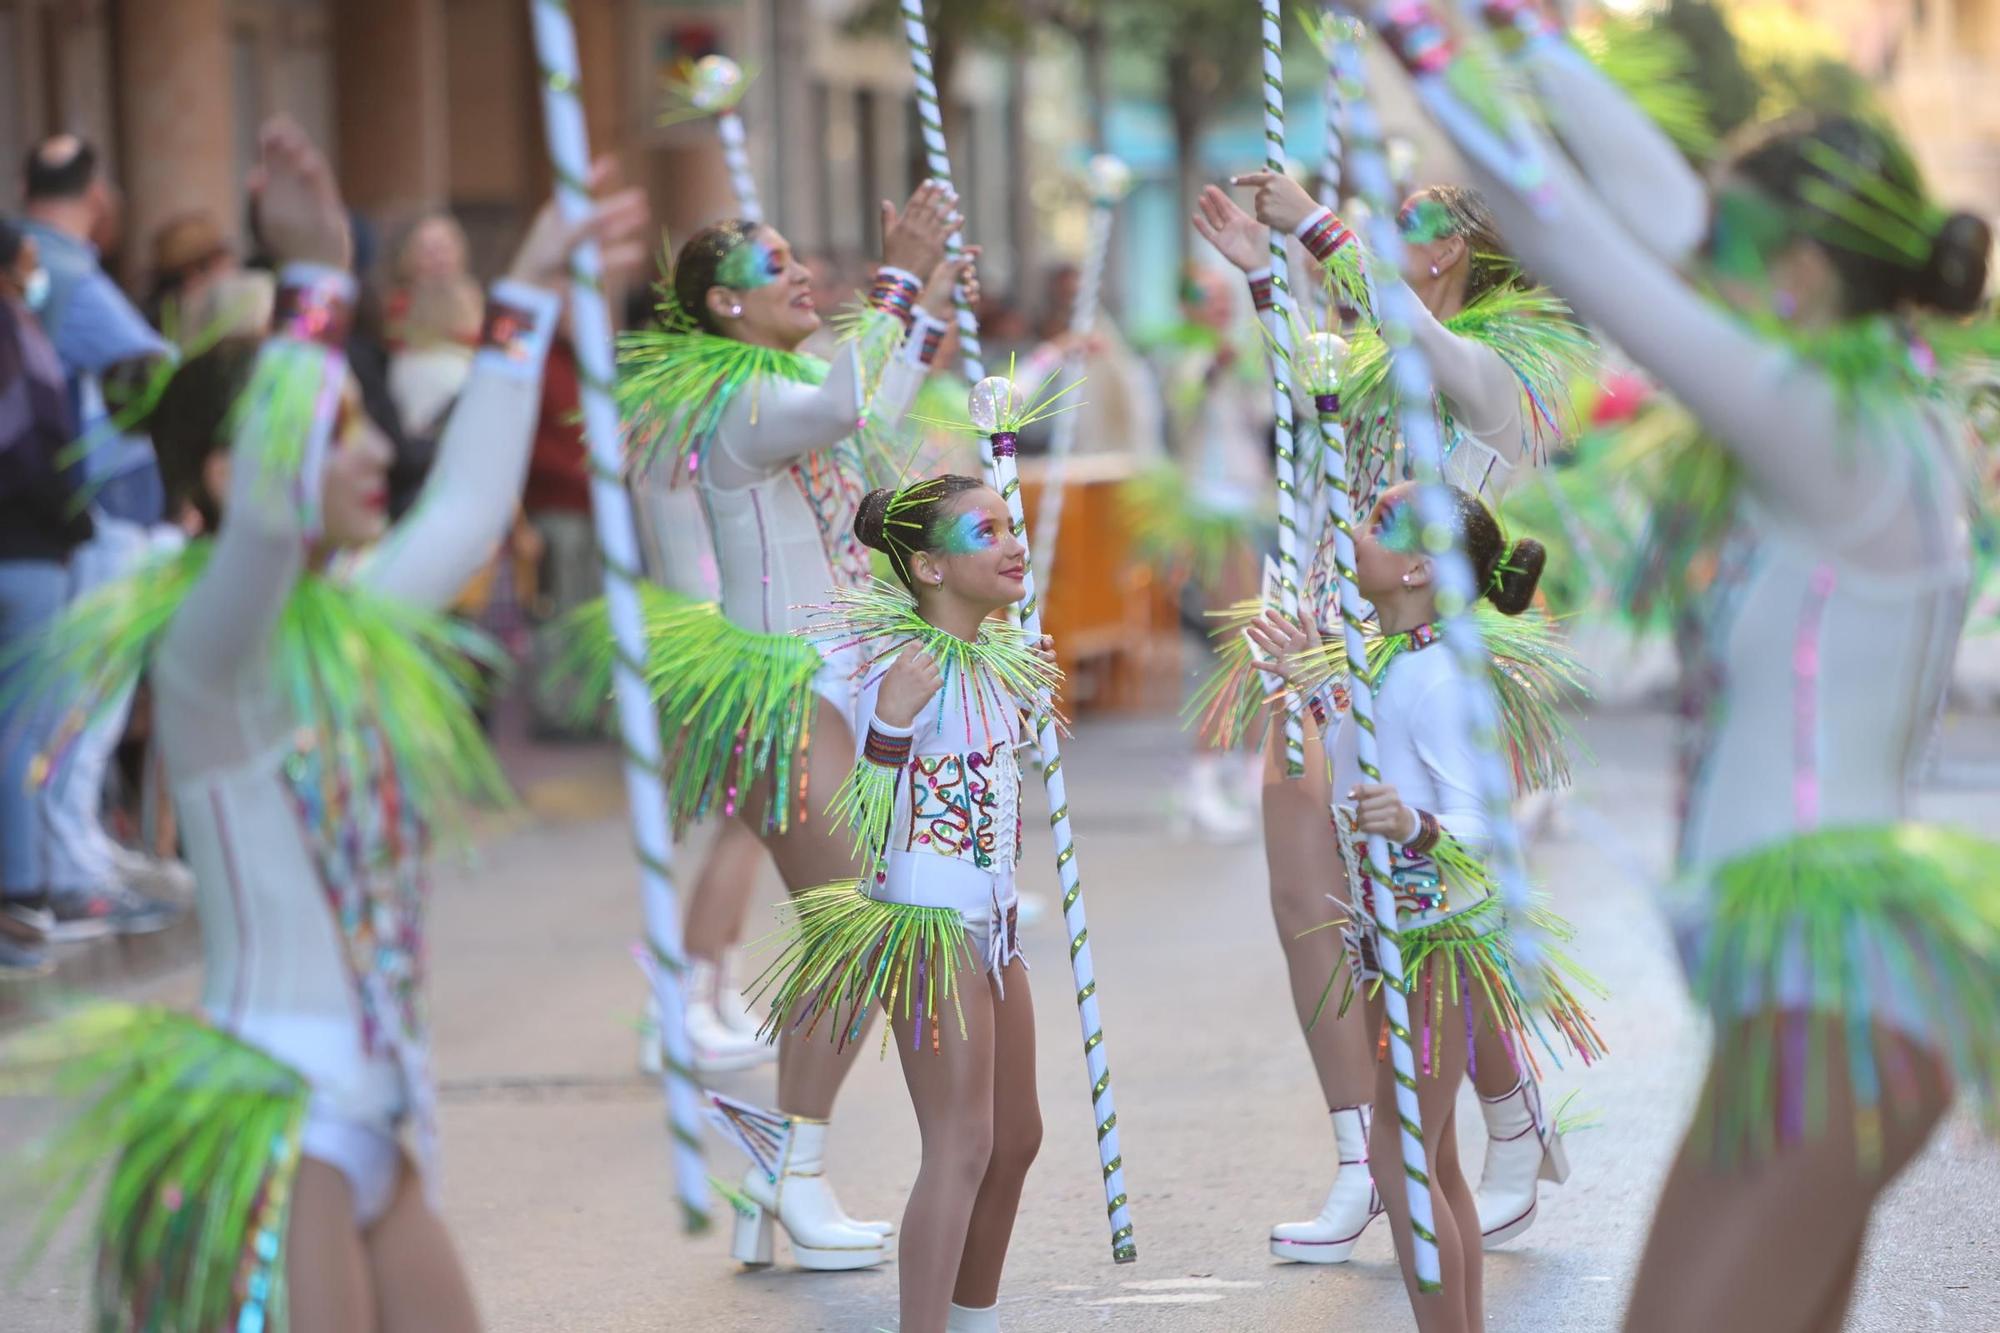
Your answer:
(869, 267), (925, 330)
(1295, 208), (1358, 264)
(862, 724), (914, 768)
(1376, 1), (1458, 78)
(1247, 268), (1275, 314)
(273, 266), (356, 349)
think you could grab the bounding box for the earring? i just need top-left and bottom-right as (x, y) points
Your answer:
(1428, 263), (1440, 278)
(932, 576), (943, 586)
(1401, 573), (1412, 585)
(729, 305), (743, 317)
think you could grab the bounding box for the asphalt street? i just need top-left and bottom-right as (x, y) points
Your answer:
(4, 706), (1998, 1332)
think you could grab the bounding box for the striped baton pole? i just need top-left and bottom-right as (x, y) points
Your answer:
(528, 0), (707, 1232)
(970, 376), (1137, 1265)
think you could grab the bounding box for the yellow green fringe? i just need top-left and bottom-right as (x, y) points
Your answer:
(1117, 463), (1269, 589)
(748, 880), (978, 1055)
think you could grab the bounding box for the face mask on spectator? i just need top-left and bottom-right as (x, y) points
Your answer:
(23, 267), (50, 312)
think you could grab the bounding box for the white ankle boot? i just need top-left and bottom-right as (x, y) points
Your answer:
(732, 1115), (889, 1270)
(947, 1301), (1000, 1332)
(1476, 1076), (1570, 1249)
(712, 950), (764, 1038)
(636, 966), (774, 1077)
(1177, 757), (1255, 842)
(1270, 1105), (1383, 1263)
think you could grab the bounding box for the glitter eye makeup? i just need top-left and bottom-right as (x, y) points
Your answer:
(716, 236), (780, 291)
(1397, 198), (1455, 245)
(1375, 500), (1423, 554)
(938, 509), (997, 556)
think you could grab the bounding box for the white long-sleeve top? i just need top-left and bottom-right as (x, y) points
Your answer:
(1448, 41), (1971, 873)
(152, 270), (558, 1178)
(692, 294), (945, 641)
(1323, 631), (1491, 929)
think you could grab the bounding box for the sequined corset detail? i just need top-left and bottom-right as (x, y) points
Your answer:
(280, 729), (429, 1054)
(901, 741), (1021, 873)
(790, 444), (870, 588)
(1344, 829), (1456, 923)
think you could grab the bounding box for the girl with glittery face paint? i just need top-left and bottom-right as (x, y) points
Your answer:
(1352, 6), (1996, 1331)
(751, 474), (1052, 1333)
(608, 179), (987, 1273)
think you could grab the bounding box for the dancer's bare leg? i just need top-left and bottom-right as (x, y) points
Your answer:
(739, 697), (870, 1116)
(682, 815), (765, 965)
(368, 1160), (482, 1333)
(1470, 1017), (1524, 1100)
(892, 970), (998, 1333)
(951, 956), (1041, 1309)
(1263, 714), (1374, 1108)
(1623, 1014), (1950, 1333)
(287, 1160), (373, 1333)
(1365, 977), (1482, 1333)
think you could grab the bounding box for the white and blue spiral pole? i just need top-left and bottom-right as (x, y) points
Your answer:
(528, 0), (707, 1233)
(970, 377), (1137, 1266)
(1256, 0), (1307, 778)
(674, 55), (765, 225)
(1301, 315), (1443, 1290)
(1032, 154), (1131, 584)
(1339, 13), (1542, 958)
(899, 0), (992, 480)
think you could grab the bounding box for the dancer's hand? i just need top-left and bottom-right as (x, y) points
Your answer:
(1349, 782), (1418, 842)
(1030, 634), (1056, 670)
(249, 117), (351, 270)
(919, 246), (979, 318)
(877, 643), (943, 729)
(1232, 170), (1320, 235)
(882, 179), (959, 276)
(1192, 185), (1269, 274)
(508, 158), (650, 293)
(1245, 610), (1323, 684)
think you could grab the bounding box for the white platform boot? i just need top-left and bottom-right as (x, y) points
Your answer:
(1476, 1076), (1570, 1249)
(712, 949), (765, 1038)
(1269, 1105), (1383, 1263)
(947, 1301), (1001, 1331)
(730, 1114), (889, 1270)
(637, 963), (774, 1076)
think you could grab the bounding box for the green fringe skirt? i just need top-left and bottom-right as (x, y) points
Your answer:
(1327, 896), (1611, 1083)
(1674, 823), (2000, 1165)
(748, 879), (982, 1056)
(5, 1004), (307, 1332)
(558, 586), (824, 831)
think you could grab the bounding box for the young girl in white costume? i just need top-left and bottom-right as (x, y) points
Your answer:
(1192, 168), (1595, 1252)
(15, 121), (644, 1330)
(1251, 481), (1604, 1333)
(758, 474), (1055, 1333)
(1361, 3), (1998, 1329)
(609, 184), (971, 1269)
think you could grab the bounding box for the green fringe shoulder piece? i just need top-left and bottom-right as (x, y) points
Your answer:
(1185, 596), (1277, 752)
(1342, 285), (1597, 499)
(810, 580), (1060, 864)
(1190, 601), (1586, 793)
(558, 586), (822, 832)
(617, 302), (907, 482)
(1682, 823), (2000, 1168)
(11, 542), (509, 836)
(748, 878), (979, 1055)
(1117, 463), (1269, 588)
(4, 1004), (307, 1332)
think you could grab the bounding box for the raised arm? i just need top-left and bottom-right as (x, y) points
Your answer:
(356, 281), (559, 608)
(359, 169), (648, 608)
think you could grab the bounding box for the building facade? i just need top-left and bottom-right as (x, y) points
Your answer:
(0, 0), (1034, 294)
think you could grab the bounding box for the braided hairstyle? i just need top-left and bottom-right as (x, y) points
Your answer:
(854, 474), (990, 589)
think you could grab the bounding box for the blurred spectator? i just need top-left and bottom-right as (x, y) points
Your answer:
(0, 220), (92, 973)
(523, 324), (601, 738)
(16, 134), (188, 938)
(1023, 261), (1163, 461)
(145, 210), (236, 329)
(386, 214), (482, 439)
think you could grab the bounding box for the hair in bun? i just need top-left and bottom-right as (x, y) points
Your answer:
(1727, 114), (1991, 317)
(854, 474), (987, 588)
(1443, 486), (1545, 617)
